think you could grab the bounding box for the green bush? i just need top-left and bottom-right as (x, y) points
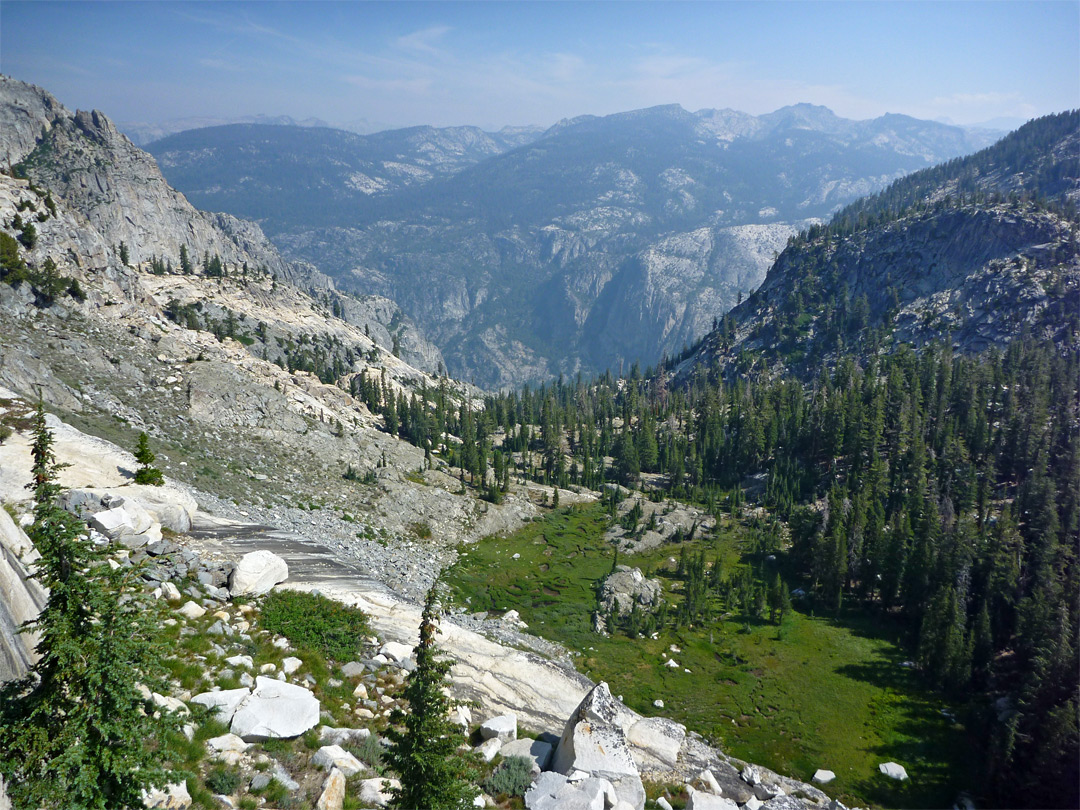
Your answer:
(259, 590), (369, 662)
(204, 765), (242, 795)
(482, 756), (534, 798)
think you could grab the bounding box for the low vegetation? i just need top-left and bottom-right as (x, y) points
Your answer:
(446, 503), (979, 809)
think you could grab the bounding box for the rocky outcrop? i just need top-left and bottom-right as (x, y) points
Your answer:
(598, 566), (663, 616)
(0, 508), (46, 682)
(551, 683), (646, 810)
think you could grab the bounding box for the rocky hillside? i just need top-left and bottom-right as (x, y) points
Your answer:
(678, 110), (1080, 380)
(149, 103), (999, 387)
(0, 75), (446, 375)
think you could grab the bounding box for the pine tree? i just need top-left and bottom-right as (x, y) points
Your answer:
(384, 585), (477, 810)
(133, 431), (164, 486)
(0, 403), (181, 809)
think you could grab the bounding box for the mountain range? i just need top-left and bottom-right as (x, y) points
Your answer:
(148, 104), (1001, 388)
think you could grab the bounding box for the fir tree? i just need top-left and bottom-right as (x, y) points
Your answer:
(133, 431), (164, 486)
(384, 585), (478, 810)
(0, 403), (182, 809)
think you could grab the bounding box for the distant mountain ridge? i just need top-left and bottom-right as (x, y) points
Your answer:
(149, 103), (1001, 388)
(677, 110), (1079, 381)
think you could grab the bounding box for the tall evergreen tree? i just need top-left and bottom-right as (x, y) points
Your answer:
(0, 403), (181, 809)
(384, 585), (477, 810)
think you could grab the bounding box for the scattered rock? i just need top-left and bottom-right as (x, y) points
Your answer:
(480, 714), (517, 743)
(142, 781), (192, 809)
(312, 744), (366, 777)
(812, 769), (835, 785)
(476, 737), (503, 762)
(315, 767), (346, 810)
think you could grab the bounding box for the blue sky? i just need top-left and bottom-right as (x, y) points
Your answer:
(2, 1), (1077, 131)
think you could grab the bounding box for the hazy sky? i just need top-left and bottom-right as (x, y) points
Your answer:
(2, 1), (1077, 131)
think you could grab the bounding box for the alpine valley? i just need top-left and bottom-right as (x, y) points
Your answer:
(0, 71), (1076, 810)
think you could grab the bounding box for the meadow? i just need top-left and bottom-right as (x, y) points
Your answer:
(446, 503), (980, 809)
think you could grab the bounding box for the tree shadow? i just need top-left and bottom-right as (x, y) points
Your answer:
(834, 655), (982, 809)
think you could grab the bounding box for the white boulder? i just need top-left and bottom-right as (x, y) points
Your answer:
(312, 744), (366, 777)
(228, 550), (289, 596)
(525, 771), (611, 810)
(177, 601), (206, 619)
(552, 682), (645, 810)
(685, 788), (738, 810)
(142, 781), (192, 809)
(480, 714), (517, 743)
(230, 676), (320, 741)
(476, 737), (503, 762)
(359, 777), (400, 807)
(378, 641), (415, 663)
(879, 762), (908, 781)
(190, 688), (251, 723)
(813, 769), (836, 784)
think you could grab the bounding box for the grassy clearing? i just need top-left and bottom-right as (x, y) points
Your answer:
(445, 504), (979, 809)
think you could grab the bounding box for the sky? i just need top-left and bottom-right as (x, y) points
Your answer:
(1, 1), (1077, 133)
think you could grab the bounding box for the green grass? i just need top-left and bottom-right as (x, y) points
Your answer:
(445, 504), (979, 809)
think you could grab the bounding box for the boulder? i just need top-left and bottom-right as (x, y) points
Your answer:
(359, 777), (399, 807)
(480, 714), (517, 743)
(378, 640), (415, 663)
(177, 600), (206, 619)
(205, 733), (249, 753)
(879, 762), (908, 781)
(812, 769), (835, 785)
(312, 744), (366, 777)
(627, 716), (685, 771)
(762, 797), (805, 810)
(476, 737), (503, 762)
(316, 767), (346, 810)
(499, 737), (554, 773)
(191, 688), (251, 723)
(686, 789), (738, 810)
(282, 656), (303, 674)
(230, 676), (320, 741)
(552, 682), (645, 810)
(88, 505), (144, 540)
(525, 771), (611, 810)
(142, 781), (192, 809)
(228, 550), (288, 596)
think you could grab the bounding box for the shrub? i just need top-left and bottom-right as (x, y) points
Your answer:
(204, 765), (242, 795)
(259, 590), (369, 662)
(350, 733), (384, 770)
(482, 756), (534, 798)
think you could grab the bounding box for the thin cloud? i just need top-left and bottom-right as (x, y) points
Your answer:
(343, 74), (432, 95)
(395, 26), (451, 55)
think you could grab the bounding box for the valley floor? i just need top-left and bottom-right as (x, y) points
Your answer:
(445, 504), (981, 810)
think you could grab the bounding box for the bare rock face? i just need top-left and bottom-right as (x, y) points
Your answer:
(0, 508), (46, 683)
(552, 682), (646, 810)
